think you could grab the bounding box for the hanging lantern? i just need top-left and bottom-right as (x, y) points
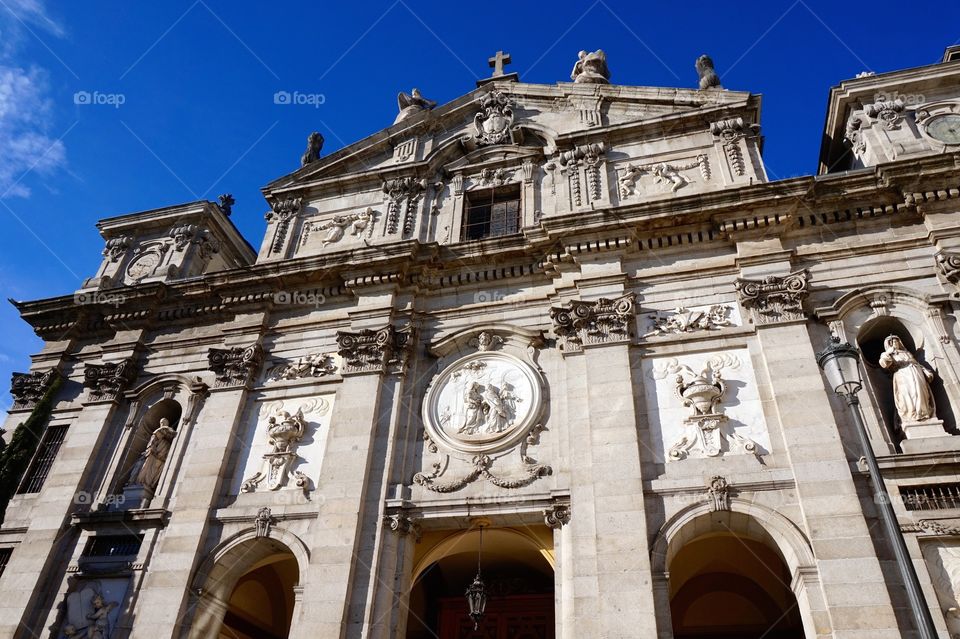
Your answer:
(465, 573), (487, 630)
(465, 523), (488, 630)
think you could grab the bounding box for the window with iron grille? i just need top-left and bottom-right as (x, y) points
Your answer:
(0, 548), (12, 578)
(462, 186), (521, 241)
(900, 483), (960, 510)
(83, 534), (143, 558)
(16, 423), (69, 494)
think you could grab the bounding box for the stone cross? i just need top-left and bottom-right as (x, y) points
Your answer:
(488, 50), (512, 77)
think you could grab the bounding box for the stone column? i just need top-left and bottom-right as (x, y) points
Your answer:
(737, 266), (903, 638)
(550, 287), (661, 639)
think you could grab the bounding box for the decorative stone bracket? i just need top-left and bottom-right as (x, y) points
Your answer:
(84, 358), (137, 402)
(208, 343), (264, 388)
(549, 293), (636, 353)
(336, 325), (411, 375)
(706, 476), (731, 512)
(382, 177), (426, 236)
(10, 368), (60, 411)
(936, 250), (960, 284)
(383, 511), (422, 541)
(266, 196), (303, 255)
(558, 142), (606, 207)
(710, 117), (759, 178)
(543, 503), (571, 529)
(735, 270), (809, 325)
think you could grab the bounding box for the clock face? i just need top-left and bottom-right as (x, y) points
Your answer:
(926, 114), (960, 145)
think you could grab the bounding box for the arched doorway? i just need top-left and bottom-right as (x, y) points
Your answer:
(219, 554), (298, 639)
(669, 532), (804, 639)
(188, 533), (306, 639)
(406, 527), (555, 639)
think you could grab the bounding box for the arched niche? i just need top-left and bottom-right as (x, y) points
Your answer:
(407, 526), (555, 639)
(98, 374), (208, 510)
(188, 528), (308, 639)
(815, 285), (958, 444)
(651, 500), (824, 639)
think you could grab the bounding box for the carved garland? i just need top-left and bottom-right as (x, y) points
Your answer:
(413, 424), (552, 493)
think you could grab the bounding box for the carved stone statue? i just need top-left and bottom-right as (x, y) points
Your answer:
(570, 49), (610, 84)
(126, 418), (177, 491)
(696, 54), (722, 90)
(62, 583), (119, 639)
(300, 131), (324, 167)
(879, 335), (937, 423)
(395, 88), (437, 123)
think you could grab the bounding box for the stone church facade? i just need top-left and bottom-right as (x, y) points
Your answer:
(5, 45), (960, 638)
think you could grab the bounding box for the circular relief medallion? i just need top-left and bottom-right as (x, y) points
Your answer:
(925, 114), (960, 145)
(126, 251), (160, 281)
(423, 351), (544, 455)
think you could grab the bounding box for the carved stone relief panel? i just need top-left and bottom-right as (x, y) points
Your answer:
(643, 349), (771, 463)
(643, 303), (741, 338)
(300, 207), (377, 249)
(414, 348), (550, 492)
(57, 578), (128, 639)
(232, 395), (335, 497)
(617, 154), (710, 200)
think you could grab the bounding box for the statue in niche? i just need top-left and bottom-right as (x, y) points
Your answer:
(395, 88), (437, 123)
(61, 584), (119, 639)
(879, 335), (937, 423)
(125, 418), (177, 491)
(696, 54), (722, 90)
(570, 49), (610, 84)
(300, 131), (324, 167)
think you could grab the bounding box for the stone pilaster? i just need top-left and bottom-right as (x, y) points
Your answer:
(557, 335), (660, 637)
(756, 322), (902, 637)
(129, 381), (254, 637)
(289, 367), (393, 638)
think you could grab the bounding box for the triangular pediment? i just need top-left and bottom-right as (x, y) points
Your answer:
(262, 80), (759, 199)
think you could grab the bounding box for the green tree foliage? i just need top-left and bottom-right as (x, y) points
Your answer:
(0, 375), (62, 524)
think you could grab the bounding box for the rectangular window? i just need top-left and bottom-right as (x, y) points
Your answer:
(17, 424), (69, 494)
(462, 186), (521, 241)
(900, 483), (960, 510)
(0, 548), (11, 578)
(84, 534), (143, 558)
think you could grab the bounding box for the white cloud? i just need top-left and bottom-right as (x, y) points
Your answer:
(0, 0), (66, 199)
(0, 65), (64, 198)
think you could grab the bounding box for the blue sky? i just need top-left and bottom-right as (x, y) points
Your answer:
(0, 0), (958, 408)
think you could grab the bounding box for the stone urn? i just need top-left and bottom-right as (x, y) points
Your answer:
(677, 372), (724, 415)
